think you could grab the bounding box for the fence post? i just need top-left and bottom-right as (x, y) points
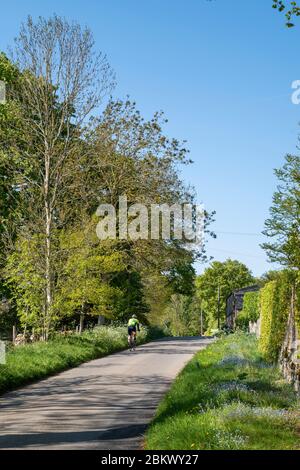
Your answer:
(12, 325), (16, 343)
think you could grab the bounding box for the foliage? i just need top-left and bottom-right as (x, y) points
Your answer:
(110, 270), (149, 321)
(55, 220), (125, 322)
(0, 16), (215, 336)
(195, 260), (254, 331)
(257, 270), (286, 287)
(236, 291), (260, 330)
(259, 271), (295, 362)
(162, 294), (201, 336)
(145, 333), (300, 450)
(235, 310), (251, 331)
(0, 53), (25, 322)
(4, 236), (47, 333)
(262, 155), (300, 270)
(0, 15), (115, 336)
(272, 0), (300, 27)
(243, 291), (260, 322)
(0, 299), (17, 339)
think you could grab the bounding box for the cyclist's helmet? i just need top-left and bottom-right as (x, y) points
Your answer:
(132, 314), (137, 318)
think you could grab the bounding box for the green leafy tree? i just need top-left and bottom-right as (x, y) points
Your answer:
(6, 15), (114, 337)
(54, 220), (126, 331)
(195, 259), (254, 331)
(262, 155), (300, 270)
(0, 55), (29, 336)
(166, 259), (196, 297)
(5, 236), (47, 335)
(163, 294), (200, 336)
(76, 98), (213, 320)
(1, 20), (214, 338)
(110, 270), (149, 322)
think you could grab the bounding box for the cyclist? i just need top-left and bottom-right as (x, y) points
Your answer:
(127, 314), (140, 350)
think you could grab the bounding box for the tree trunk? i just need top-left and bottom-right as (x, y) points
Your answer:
(44, 149), (52, 340)
(79, 314), (84, 334)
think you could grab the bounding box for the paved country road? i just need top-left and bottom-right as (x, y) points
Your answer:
(0, 337), (212, 450)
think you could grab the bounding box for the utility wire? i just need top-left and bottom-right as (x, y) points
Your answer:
(214, 231), (263, 237)
(210, 248), (266, 260)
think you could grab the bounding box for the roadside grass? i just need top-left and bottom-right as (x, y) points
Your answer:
(145, 332), (300, 450)
(0, 325), (165, 395)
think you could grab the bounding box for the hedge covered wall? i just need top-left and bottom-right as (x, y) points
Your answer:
(296, 273), (300, 333)
(259, 272), (294, 362)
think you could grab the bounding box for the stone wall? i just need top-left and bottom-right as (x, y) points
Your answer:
(249, 318), (260, 337)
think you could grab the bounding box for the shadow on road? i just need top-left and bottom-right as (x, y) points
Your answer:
(0, 337), (212, 449)
(0, 424), (148, 448)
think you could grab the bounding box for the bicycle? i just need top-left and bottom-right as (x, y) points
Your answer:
(128, 332), (137, 351)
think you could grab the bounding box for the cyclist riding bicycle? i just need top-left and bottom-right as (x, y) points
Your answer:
(127, 314), (140, 350)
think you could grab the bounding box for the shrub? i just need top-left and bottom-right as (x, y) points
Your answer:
(243, 291), (260, 322)
(236, 310), (250, 331)
(236, 292), (260, 331)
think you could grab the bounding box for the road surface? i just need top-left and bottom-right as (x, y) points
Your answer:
(0, 337), (212, 450)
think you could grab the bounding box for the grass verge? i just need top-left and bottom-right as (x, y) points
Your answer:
(0, 325), (166, 395)
(145, 332), (300, 450)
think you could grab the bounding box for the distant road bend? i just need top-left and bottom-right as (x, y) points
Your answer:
(0, 336), (212, 450)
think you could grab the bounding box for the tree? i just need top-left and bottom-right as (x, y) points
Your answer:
(0, 53), (21, 256)
(195, 259), (254, 331)
(74, 98), (213, 320)
(5, 236), (47, 334)
(272, 1), (300, 27)
(1, 19), (214, 337)
(0, 54), (26, 337)
(262, 154), (300, 270)
(208, 1), (300, 27)
(54, 219), (125, 332)
(110, 270), (149, 322)
(5, 15), (114, 336)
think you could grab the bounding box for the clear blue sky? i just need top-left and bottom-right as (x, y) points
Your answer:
(1, 0), (299, 277)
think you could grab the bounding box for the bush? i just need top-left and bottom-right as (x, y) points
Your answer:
(236, 310), (250, 331)
(236, 291), (260, 331)
(243, 291), (260, 322)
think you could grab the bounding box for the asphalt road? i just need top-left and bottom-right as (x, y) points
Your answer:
(0, 336), (212, 450)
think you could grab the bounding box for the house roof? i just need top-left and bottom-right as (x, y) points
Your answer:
(232, 285), (260, 296)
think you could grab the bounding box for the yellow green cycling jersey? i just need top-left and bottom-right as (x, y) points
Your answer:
(128, 318), (139, 328)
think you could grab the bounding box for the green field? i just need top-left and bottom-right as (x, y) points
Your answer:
(145, 332), (300, 450)
(0, 325), (165, 394)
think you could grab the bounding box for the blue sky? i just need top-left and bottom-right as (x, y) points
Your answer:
(1, 0), (299, 277)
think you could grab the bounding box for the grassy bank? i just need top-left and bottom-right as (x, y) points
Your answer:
(145, 332), (300, 450)
(0, 325), (166, 394)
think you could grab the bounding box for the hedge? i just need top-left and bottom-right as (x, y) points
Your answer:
(259, 272), (293, 362)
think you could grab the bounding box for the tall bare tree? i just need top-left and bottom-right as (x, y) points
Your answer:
(9, 15), (114, 336)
